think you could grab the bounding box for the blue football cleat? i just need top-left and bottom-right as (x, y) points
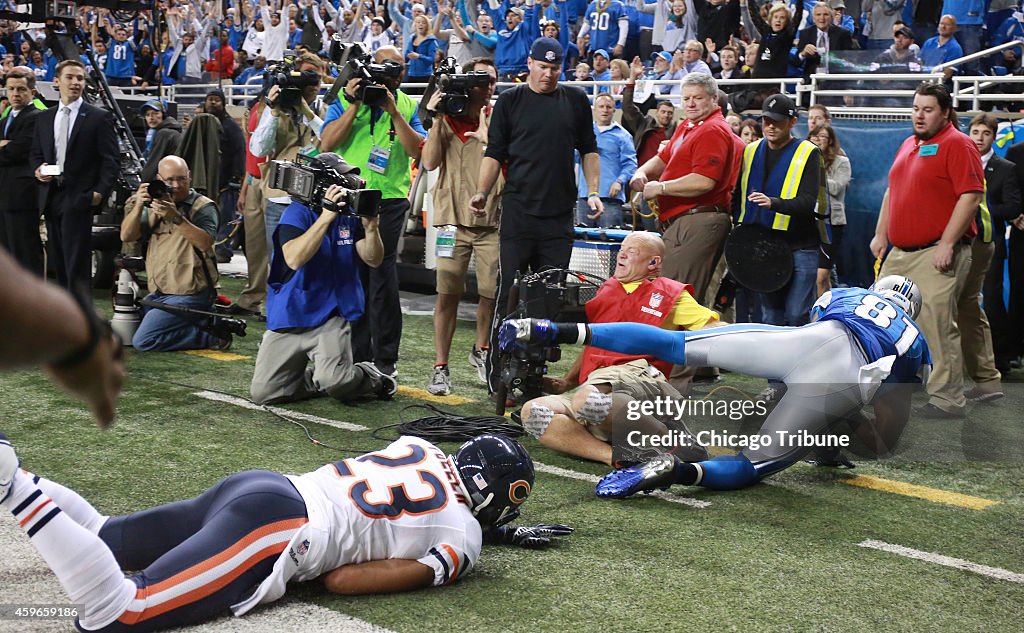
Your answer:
(498, 318), (559, 351)
(596, 453), (679, 498)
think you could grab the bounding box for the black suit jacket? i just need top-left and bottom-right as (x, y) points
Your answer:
(986, 153), (1022, 257)
(795, 25), (856, 78)
(30, 100), (119, 215)
(0, 106), (42, 211)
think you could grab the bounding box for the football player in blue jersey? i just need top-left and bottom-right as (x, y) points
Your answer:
(500, 275), (931, 495)
(577, 0), (630, 59)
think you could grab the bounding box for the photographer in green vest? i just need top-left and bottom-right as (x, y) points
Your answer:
(321, 46), (428, 379)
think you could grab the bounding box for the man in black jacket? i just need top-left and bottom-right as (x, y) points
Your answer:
(31, 59), (119, 290)
(0, 68), (45, 274)
(795, 1), (856, 79)
(967, 115), (1022, 378)
(202, 89), (246, 263)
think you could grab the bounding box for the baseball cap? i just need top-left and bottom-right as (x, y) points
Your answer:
(895, 25), (915, 39)
(412, 2), (426, 12)
(530, 37), (564, 66)
(592, 48), (609, 60)
(761, 94), (797, 121)
(652, 51), (672, 63)
(140, 98), (166, 113)
(506, 6), (524, 17)
(828, 0), (846, 8)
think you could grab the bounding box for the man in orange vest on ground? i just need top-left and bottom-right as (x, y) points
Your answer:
(518, 232), (716, 467)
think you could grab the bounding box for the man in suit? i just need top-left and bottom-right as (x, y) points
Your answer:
(0, 68), (45, 274)
(31, 59), (119, 290)
(999, 136), (1024, 372)
(957, 113), (1017, 400)
(795, 2), (856, 79)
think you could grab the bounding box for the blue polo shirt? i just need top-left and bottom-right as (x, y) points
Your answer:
(577, 122), (637, 201)
(920, 36), (964, 72)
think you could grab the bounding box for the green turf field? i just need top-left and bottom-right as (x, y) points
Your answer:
(2, 276), (1023, 632)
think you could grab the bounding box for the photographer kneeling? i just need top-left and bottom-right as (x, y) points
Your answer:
(120, 156), (226, 352)
(250, 153), (395, 405)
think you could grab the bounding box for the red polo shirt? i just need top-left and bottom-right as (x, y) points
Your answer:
(655, 110), (738, 221)
(887, 122), (984, 248)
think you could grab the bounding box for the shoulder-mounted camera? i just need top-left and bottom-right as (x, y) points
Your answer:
(264, 51), (321, 110)
(433, 57), (493, 116)
(325, 38), (403, 108)
(267, 153), (382, 218)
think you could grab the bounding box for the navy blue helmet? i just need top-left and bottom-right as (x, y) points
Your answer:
(453, 434), (535, 528)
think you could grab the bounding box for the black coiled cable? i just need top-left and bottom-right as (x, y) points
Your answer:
(372, 404), (526, 443)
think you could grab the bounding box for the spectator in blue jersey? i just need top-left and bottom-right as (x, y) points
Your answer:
(224, 11), (246, 51)
(829, 0), (855, 33)
(484, 0), (541, 82)
(920, 14), (963, 78)
(578, 0), (630, 58)
(102, 22), (136, 87)
(26, 50), (51, 81)
(576, 93), (637, 227)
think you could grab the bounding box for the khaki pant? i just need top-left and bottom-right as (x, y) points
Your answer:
(236, 177), (268, 311)
(957, 239), (1002, 387)
(661, 211), (732, 392)
(881, 244), (972, 412)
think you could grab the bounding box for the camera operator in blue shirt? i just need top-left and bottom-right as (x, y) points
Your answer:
(249, 154), (395, 405)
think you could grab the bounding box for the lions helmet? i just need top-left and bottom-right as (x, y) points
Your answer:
(871, 275), (923, 319)
(452, 434), (535, 529)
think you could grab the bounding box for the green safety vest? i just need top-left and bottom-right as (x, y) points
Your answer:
(332, 90), (419, 200)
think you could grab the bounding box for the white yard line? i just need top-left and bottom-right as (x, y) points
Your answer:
(534, 462), (711, 508)
(194, 391), (368, 431)
(858, 539), (1024, 584)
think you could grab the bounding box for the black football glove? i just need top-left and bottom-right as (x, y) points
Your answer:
(488, 523), (574, 549)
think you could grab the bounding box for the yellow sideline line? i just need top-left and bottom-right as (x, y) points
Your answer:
(841, 474), (999, 510)
(396, 386), (476, 405)
(181, 349), (251, 361)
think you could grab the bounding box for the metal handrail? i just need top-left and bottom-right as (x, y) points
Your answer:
(933, 39), (1021, 71)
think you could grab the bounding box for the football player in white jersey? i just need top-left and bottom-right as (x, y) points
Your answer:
(0, 433), (570, 632)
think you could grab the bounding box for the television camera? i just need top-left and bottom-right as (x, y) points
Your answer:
(495, 269), (603, 415)
(432, 57), (493, 116)
(266, 154), (382, 218)
(263, 53), (322, 111)
(323, 38), (403, 108)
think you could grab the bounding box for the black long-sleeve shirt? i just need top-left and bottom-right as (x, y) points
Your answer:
(486, 83), (597, 229)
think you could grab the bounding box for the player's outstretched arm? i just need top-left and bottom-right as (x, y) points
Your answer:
(853, 383), (915, 457)
(322, 559), (435, 595)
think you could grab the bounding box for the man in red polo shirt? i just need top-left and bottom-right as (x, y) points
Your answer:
(629, 73), (739, 305)
(517, 232), (714, 466)
(870, 82), (985, 418)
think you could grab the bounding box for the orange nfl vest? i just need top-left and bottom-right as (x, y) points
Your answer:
(579, 277), (692, 383)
